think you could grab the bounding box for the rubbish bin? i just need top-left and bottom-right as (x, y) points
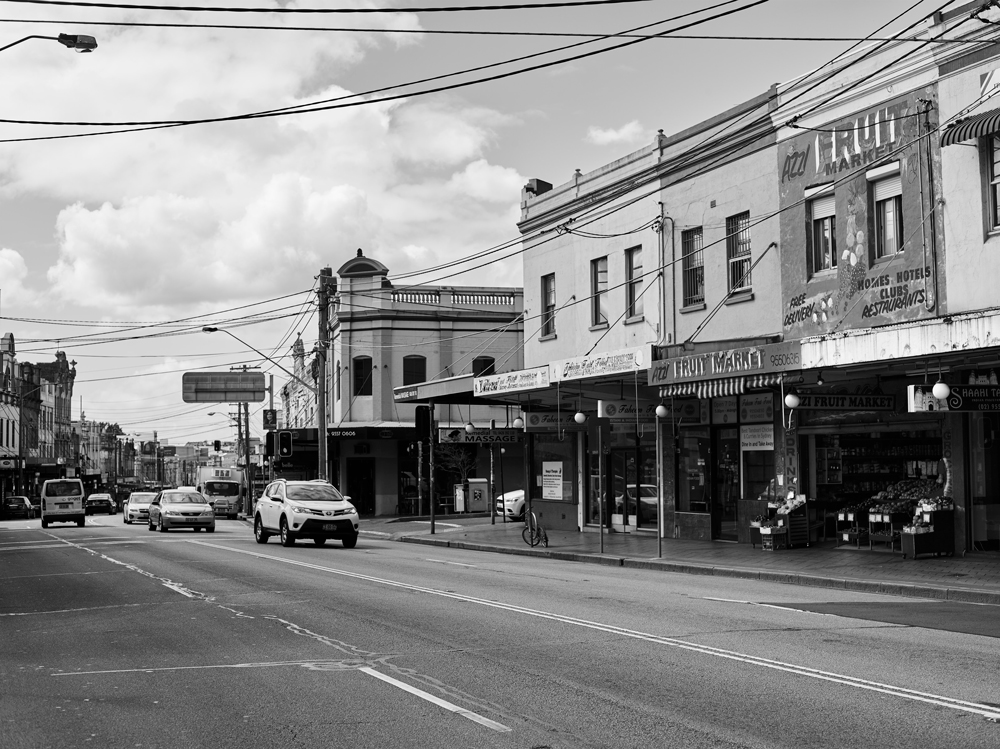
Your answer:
(467, 478), (489, 512)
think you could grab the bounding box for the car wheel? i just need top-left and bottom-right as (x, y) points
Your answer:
(342, 533), (358, 549)
(206, 526), (215, 533)
(254, 516), (270, 544)
(313, 538), (327, 546)
(77, 517), (85, 527)
(41, 519), (48, 529)
(147, 518), (155, 531)
(158, 516), (167, 533)
(124, 515), (129, 524)
(279, 518), (295, 547)
(517, 505), (525, 521)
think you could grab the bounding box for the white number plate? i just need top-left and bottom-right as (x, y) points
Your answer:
(322, 523), (337, 531)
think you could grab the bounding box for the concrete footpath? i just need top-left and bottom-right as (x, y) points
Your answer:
(351, 514), (1000, 606)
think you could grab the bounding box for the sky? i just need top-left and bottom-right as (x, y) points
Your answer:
(0, 0), (945, 446)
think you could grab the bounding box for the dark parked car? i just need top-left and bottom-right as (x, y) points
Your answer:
(85, 493), (116, 515)
(2, 495), (34, 520)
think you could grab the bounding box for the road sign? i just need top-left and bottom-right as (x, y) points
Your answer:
(182, 371), (266, 403)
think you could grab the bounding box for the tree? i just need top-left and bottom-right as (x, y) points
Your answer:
(434, 442), (478, 486)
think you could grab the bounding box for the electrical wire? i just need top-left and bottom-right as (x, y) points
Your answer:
(1, 0), (659, 12)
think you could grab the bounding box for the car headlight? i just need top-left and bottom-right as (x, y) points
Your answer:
(201, 509), (214, 516)
(163, 509), (181, 516)
(290, 505), (306, 514)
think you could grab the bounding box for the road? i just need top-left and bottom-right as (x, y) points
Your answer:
(2, 516), (999, 748)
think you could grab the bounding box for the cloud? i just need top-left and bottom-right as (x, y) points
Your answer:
(0, 249), (30, 307)
(585, 120), (648, 146)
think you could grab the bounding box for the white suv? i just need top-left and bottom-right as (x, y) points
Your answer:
(254, 479), (360, 548)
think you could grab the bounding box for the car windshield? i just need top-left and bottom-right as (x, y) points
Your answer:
(46, 481), (82, 497)
(286, 484), (344, 502)
(162, 494), (208, 504)
(129, 494), (156, 503)
(89, 495), (110, 500)
(204, 481), (239, 496)
(7, 497), (27, 506)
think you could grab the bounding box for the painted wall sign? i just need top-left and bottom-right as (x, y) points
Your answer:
(740, 424), (775, 451)
(648, 341), (799, 386)
(712, 396), (738, 424)
(778, 87), (946, 339)
(739, 392), (775, 423)
(796, 393), (896, 411)
(550, 345), (651, 383)
(944, 385), (1000, 412)
(474, 367), (549, 396)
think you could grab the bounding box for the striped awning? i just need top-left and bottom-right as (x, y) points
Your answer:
(940, 108), (1000, 147)
(659, 373), (786, 400)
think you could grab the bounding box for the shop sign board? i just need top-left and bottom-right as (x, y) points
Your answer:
(712, 397), (738, 424)
(740, 392), (775, 423)
(0, 458), (17, 469)
(523, 412), (588, 433)
(796, 393), (896, 411)
(542, 462), (563, 500)
(438, 427), (522, 443)
(907, 385), (949, 412)
(550, 345), (651, 383)
(740, 424), (775, 451)
(598, 400), (658, 423)
(648, 341), (800, 386)
(942, 385), (1000, 412)
(474, 367), (549, 396)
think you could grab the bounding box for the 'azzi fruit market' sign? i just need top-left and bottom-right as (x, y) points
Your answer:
(648, 341), (800, 386)
(795, 393), (896, 411)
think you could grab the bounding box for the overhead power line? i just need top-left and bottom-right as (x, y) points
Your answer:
(1, 0), (656, 12)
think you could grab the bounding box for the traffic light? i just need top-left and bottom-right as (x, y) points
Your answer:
(414, 405), (431, 441)
(213, 440), (221, 452)
(277, 431), (293, 458)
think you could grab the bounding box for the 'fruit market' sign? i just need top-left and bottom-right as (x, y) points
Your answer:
(796, 393), (896, 411)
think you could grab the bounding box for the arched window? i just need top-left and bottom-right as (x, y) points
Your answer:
(403, 355), (427, 386)
(353, 356), (373, 396)
(472, 356), (495, 377)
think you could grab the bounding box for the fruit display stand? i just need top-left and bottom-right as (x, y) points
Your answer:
(835, 507), (869, 549)
(759, 525), (788, 551)
(901, 499), (955, 559)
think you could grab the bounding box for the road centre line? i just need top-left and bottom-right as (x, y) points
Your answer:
(426, 558), (479, 568)
(189, 540), (1000, 723)
(359, 666), (511, 733)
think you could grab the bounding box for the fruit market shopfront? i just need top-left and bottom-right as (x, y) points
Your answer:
(797, 310), (1000, 558)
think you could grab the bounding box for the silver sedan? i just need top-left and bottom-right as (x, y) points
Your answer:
(147, 490), (216, 533)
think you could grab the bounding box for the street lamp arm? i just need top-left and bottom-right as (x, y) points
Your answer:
(1, 33), (98, 54)
(202, 326), (317, 395)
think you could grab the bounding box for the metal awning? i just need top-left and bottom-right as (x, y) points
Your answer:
(659, 373), (786, 400)
(940, 108), (1000, 147)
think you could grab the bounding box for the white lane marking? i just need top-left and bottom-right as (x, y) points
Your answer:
(426, 559), (478, 568)
(359, 667), (511, 733)
(190, 540), (1000, 722)
(413, 521), (462, 529)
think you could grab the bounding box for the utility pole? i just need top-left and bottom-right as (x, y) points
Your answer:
(243, 400), (251, 514)
(317, 267), (333, 482)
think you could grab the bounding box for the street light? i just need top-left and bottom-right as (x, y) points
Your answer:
(202, 326), (327, 481)
(1, 33), (98, 54)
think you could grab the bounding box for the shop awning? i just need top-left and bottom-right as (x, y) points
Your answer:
(659, 372), (787, 400)
(940, 107), (1000, 147)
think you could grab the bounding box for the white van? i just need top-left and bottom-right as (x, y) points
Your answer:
(40, 478), (86, 528)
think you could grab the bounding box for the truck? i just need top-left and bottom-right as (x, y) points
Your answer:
(196, 466), (244, 519)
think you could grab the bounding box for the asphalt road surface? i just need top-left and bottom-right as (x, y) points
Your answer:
(2, 516), (999, 748)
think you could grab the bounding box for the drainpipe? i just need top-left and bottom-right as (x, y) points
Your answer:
(656, 202), (675, 348)
(918, 98), (939, 312)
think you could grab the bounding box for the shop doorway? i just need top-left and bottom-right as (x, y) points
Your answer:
(677, 427), (710, 514)
(346, 457), (376, 516)
(713, 429), (740, 541)
(971, 414), (1000, 551)
(608, 446), (657, 530)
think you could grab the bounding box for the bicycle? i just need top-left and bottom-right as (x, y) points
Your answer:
(522, 511), (548, 548)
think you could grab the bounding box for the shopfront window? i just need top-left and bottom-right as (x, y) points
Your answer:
(532, 434), (577, 506)
(678, 427), (710, 513)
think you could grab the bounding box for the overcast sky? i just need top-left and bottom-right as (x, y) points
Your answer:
(0, 0), (942, 445)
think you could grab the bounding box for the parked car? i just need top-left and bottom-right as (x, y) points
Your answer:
(253, 478), (359, 548)
(615, 484), (659, 524)
(85, 493), (115, 515)
(147, 489), (215, 533)
(2, 495), (34, 520)
(495, 489), (526, 521)
(123, 491), (157, 525)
